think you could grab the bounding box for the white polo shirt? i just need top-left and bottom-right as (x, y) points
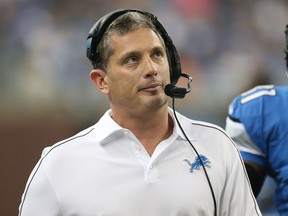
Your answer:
(19, 108), (261, 216)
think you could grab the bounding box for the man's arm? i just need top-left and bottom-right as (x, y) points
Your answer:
(244, 161), (266, 197)
(18, 151), (60, 216)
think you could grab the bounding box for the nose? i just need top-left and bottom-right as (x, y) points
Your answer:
(143, 56), (158, 78)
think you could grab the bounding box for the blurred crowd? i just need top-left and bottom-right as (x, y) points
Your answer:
(1, 0), (287, 127)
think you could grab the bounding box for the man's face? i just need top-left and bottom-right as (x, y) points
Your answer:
(104, 28), (170, 114)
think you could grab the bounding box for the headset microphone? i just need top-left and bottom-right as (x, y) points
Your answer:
(164, 73), (193, 98)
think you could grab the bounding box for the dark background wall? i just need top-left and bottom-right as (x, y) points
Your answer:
(0, 112), (80, 215)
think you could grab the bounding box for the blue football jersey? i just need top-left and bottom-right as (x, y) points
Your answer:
(225, 85), (288, 215)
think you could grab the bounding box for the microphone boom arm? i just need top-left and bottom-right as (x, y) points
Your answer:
(164, 73), (193, 99)
(181, 73), (192, 94)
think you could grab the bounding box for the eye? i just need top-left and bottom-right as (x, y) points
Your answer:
(127, 56), (138, 63)
(124, 55), (139, 65)
(153, 49), (164, 58)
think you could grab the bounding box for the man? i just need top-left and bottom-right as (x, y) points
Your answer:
(19, 9), (261, 216)
(225, 25), (288, 215)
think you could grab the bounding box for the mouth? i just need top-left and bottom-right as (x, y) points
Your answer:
(140, 83), (163, 92)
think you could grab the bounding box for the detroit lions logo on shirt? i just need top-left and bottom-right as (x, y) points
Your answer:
(184, 155), (211, 173)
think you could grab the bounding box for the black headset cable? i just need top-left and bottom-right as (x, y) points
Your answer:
(172, 97), (217, 216)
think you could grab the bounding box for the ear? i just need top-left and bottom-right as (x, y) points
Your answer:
(90, 69), (109, 94)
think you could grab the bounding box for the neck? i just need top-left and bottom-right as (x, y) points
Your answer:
(111, 106), (174, 156)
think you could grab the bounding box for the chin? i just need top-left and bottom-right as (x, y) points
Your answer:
(145, 94), (168, 109)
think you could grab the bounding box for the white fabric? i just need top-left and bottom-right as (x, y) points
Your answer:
(19, 108), (261, 216)
(225, 117), (264, 156)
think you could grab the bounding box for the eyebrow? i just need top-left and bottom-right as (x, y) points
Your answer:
(120, 45), (165, 59)
(152, 45), (166, 53)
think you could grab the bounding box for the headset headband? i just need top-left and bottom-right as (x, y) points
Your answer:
(86, 9), (181, 86)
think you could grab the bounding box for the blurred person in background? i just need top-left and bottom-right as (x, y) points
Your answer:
(225, 24), (288, 215)
(18, 9), (261, 216)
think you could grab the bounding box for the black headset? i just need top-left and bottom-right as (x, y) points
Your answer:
(86, 8), (191, 99)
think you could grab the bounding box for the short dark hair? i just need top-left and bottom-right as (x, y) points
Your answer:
(92, 12), (165, 71)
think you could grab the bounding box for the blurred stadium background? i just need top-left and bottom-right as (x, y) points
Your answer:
(1, 0), (287, 215)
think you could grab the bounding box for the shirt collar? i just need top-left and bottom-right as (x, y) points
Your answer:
(93, 110), (125, 144)
(93, 108), (196, 145)
(168, 107), (197, 141)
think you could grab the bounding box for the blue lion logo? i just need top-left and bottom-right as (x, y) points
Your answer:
(184, 155), (211, 173)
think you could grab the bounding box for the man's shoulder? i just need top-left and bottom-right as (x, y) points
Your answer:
(229, 85), (287, 118)
(41, 125), (95, 158)
(180, 115), (229, 139)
